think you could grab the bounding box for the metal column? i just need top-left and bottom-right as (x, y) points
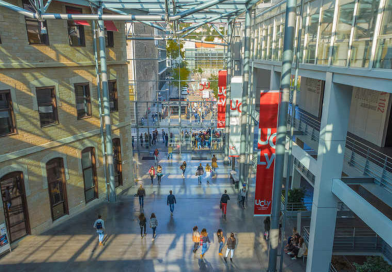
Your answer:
(268, 0), (296, 270)
(239, 9), (251, 188)
(98, 6), (116, 202)
(224, 20), (232, 165)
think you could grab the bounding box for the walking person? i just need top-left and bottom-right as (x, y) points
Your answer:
(139, 213), (147, 238)
(217, 229), (225, 256)
(154, 148), (159, 165)
(196, 163), (204, 184)
(140, 133), (143, 147)
(211, 155), (218, 177)
(149, 213), (158, 241)
(93, 215), (105, 246)
(200, 228), (211, 259)
(162, 129), (165, 143)
(205, 163), (211, 184)
(157, 165), (163, 185)
(137, 184), (146, 210)
(148, 166), (156, 185)
(167, 190), (176, 216)
(165, 134), (169, 147)
(192, 226), (200, 253)
(264, 216), (271, 240)
(240, 186), (247, 209)
(224, 233), (237, 263)
(220, 190), (230, 219)
(180, 161), (187, 178)
(168, 145), (173, 161)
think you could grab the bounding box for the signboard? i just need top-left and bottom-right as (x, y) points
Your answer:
(0, 223), (11, 256)
(229, 76), (243, 157)
(217, 70), (227, 128)
(297, 77), (324, 118)
(202, 90), (210, 99)
(254, 90), (280, 216)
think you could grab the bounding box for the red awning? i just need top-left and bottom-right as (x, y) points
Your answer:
(66, 7), (90, 26)
(105, 21), (118, 32)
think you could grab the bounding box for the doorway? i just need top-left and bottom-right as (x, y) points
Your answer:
(0, 171), (30, 243)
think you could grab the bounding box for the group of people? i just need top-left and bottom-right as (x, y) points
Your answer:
(194, 155), (218, 184)
(139, 130), (159, 148)
(192, 130), (212, 149)
(147, 164), (163, 185)
(192, 227), (237, 263)
(284, 227), (308, 260)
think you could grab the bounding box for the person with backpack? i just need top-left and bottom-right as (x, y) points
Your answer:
(220, 190), (230, 219)
(149, 213), (158, 241)
(200, 228), (211, 259)
(154, 149), (159, 164)
(205, 163), (212, 184)
(224, 233), (237, 263)
(93, 215), (105, 246)
(137, 184), (146, 209)
(156, 165), (163, 185)
(264, 216), (271, 240)
(167, 190), (177, 216)
(180, 161), (187, 178)
(217, 229), (225, 256)
(139, 213), (147, 238)
(148, 166), (156, 185)
(196, 163), (204, 184)
(192, 226), (200, 253)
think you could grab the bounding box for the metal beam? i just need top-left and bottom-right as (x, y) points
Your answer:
(211, 23), (227, 42)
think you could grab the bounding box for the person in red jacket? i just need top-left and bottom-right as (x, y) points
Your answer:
(148, 166), (156, 184)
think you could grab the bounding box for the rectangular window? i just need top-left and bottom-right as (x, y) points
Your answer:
(374, 0), (392, 68)
(113, 138), (123, 187)
(36, 87), (58, 127)
(106, 30), (114, 48)
(108, 80), (118, 112)
(305, 0), (322, 64)
(82, 148), (98, 203)
(317, 0), (335, 65)
(74, 83), (91, 119)
(46, 158), (68, 221)
(66, 6), (86, 47)
(22, 0), (49, 45)
(0, 90), (16, 137)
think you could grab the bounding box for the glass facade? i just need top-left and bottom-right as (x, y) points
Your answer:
(254, 0), (392, 70)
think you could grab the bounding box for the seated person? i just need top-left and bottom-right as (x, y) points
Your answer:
(288, 237), (307, 260)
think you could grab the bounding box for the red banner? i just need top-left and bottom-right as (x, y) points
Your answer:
(254, 90), (280, 216)
(217, 70), (227, 128)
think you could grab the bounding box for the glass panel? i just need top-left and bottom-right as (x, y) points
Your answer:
(75, 84), (90, 118)
(332, 0), (355, 66)
(109, 81), (118, 112)
(49, 181), (64, 205)
(305, 0), (322, 63)
(83, 168), (94, 189)
(0, 92), (13, 135)
(374, 0), (392, 68)
(317, 0), (335, 65)
(85, 188), (95, 203)
(82, 151), (92, 169)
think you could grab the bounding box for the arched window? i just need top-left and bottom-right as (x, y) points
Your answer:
(82, 147), (98, 203)
(46, 158), (68, 221)
(0, 171), (30, 242)
(113, 138), (123, 187)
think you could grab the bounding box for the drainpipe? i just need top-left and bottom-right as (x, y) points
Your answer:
(98, 6), (116, 203)
(92, 20), (108, 201)
(223, 20), (232, 166)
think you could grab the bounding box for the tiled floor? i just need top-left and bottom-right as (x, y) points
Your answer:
(0, 151), (307, 272)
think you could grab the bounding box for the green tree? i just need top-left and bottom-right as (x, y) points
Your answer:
(354, 257), (392, 272)
(208, 74), (219, 99)
(197, 67), (203, 75)
(204, 36), (215, 42)
(172, 66), (191, 89)
(166, 40), (184, 59)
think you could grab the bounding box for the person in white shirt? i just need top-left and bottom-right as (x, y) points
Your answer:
(240, 187), (247, 209)
(93, 215), (105, 246)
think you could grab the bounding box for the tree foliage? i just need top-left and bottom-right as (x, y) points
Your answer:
(208, 74), (219, 99)
(166, 40), (184, 59)
(172, 66), (191, 89)
(354, 257), (392, 272)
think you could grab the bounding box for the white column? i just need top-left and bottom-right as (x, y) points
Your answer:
(291, 168), (302, 189)
(306, 72), (352, 272)
(270, 70), (280, 90)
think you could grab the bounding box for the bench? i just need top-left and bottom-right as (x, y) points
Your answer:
(230, 171), (240, 188)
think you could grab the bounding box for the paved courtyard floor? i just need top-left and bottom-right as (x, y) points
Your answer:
(0, 151), (306, 272)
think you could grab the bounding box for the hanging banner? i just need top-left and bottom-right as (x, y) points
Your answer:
(254, 90), (280, 216)
(0, 223), (11, 256)
(229, 76), (243, 157)
(217, 70), (227, 128)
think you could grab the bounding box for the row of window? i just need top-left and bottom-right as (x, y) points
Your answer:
(0, 81), (118, 137)
(0, 139), (122, 241)
(21, 1), (114, 48)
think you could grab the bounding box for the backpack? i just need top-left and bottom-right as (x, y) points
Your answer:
(96, 221), (102, 230)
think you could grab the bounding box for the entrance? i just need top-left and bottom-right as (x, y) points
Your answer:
(0, 171), (30, 243)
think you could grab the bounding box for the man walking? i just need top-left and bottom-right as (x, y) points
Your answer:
(137, 184), (146, 210)
(93, 215), (105, 246)
(167, 190), (177, 216)
(240, 186), (247, 209)
(162, 129), (165, 143)
(220, 190), (230, 219)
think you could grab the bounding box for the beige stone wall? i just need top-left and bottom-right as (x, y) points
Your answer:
(0, 0), (134, 236)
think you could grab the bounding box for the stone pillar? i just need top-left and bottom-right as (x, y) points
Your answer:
(306, 72), (352, 272)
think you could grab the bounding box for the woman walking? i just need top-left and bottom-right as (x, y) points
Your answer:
(196, 163), (204, 184)
(192, 226), (200, 253)
(211, 155), (218, 177)
(139, 213), (147, 238)
(217, 229), (225, 256)
(149, 213), (158, 241)
(224, 233), (237, 263)
(200, 228), (211, 259)
(148, 166), (156, 185)
(156, 165), (163, 185)
(205, 163), (212, 184)
(180, 161), (187, 178)
(264, 216), (271, 240)
(154, 148), (159, 165)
